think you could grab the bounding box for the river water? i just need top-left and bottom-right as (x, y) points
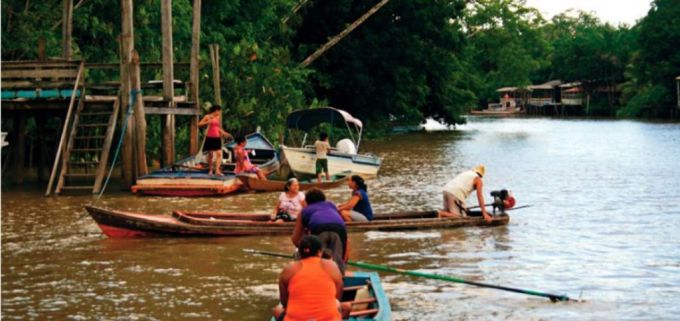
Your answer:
(2, 117), (680, 320)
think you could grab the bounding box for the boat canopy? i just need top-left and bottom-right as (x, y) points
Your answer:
(286, 107), (363, 131)
(285, 107), (364, 149)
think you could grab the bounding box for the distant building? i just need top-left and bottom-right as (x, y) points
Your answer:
(527, 80), (562, 107)
(560, 82), (584, 106)
(676, 76), (680, 109)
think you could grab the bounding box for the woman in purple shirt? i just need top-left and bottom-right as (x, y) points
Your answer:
(291, 188), (347, 274)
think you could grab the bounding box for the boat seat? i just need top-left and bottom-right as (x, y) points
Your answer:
(349, 308), (379, 318)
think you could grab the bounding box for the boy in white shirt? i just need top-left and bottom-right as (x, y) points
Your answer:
(314, 133), (331, 182)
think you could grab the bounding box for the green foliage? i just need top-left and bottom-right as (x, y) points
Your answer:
(623, 0), (680, 110)
(292, 0), (470, 126)
(617, 84), (670, 117)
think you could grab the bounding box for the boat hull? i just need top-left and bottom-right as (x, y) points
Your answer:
(131, 133), (279, 197)
(280, 146), (380, 179)
(85, 206), (509, 238)
(237, 173), (349, 192)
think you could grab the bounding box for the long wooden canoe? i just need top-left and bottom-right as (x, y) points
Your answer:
(237, 172), (350, 192)
(84, 205), (509, 238)
(270, 271), (391, 321)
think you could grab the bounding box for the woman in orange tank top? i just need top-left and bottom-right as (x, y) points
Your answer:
(274, 235), (345, 321)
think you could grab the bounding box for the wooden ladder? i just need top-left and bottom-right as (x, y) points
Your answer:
(55, 96), (120, 194)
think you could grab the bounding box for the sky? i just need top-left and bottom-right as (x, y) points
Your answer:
(524, 0), (652, 25)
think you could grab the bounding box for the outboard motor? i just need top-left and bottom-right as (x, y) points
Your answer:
(490, 189), (515, 214)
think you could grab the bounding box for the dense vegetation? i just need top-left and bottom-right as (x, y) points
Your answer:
(2, 0), (678, 159)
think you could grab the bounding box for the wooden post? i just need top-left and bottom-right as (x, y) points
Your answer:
(38, 38), (46, 61)
(12, 114), (27, 184)
(188, 0), (202, 155)
(36, 114), (48, 182)
(160, 0), (175, 167)
(120, 0), (135, 187)
(209, 44), (222, 105)
(299, 0), (389, 67)
(131, 51), (148, 176)
(62, 0), (73, 60)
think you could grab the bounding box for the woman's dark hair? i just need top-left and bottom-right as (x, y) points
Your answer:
(319, 132), (328, 140)
(209, 105), (221, 113)
(350, 175), (367, 191)
(305, 188), (326, 204)
(298, 235), (323, 259)
(284, 178), (298, 192)
(235, 135), (247, 144)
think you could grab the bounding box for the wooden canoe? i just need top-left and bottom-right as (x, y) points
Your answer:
(270, 271), (391, 321)
(237, 173), (350, 192)
(84, 205), (509, 238)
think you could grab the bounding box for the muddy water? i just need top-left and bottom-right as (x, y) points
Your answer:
(2, 117), (680, 320)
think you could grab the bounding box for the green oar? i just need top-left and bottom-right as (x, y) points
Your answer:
(243, 249), (579, 303)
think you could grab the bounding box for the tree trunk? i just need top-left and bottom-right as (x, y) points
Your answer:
(120, 0), (135, 187)
(300, 0), (390, 67)
(131, 51), (148, 176)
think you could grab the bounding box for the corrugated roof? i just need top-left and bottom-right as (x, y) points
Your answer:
(528, 80), (562, 90)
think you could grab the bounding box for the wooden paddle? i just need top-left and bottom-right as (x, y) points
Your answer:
(243, 249), (581, 303)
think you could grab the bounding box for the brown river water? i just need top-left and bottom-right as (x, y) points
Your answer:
(2, 117), (680, 320)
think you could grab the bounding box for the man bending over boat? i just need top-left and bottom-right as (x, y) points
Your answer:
(292, 188), (348, 274)
(439, 165), (492, 223)
(234, 135), (267, 180)
(273, 235), (349, 321)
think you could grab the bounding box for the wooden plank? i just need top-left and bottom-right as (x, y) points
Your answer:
(93, 98), (120, 193)
(12, 113), (27, 184)
(120, 0), (135, 188)
(1, 69), (79, 79)
(144, 107), (201, 115)
(45, 61), (84, 196)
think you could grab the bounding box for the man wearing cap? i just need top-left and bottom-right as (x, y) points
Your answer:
(439, 165), (492, 222)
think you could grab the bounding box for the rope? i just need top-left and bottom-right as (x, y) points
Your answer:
(92, 89), (140, 205)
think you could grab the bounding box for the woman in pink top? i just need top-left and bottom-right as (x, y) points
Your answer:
(272, 178), (307, 222)
(198, 105), (232, 176)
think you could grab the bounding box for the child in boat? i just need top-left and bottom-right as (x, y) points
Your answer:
(337, 175), (373, 222)
(197, 105), (232, 176)
(314, 133), (332, 183)
(273, 235), (349, 321)
(271, 178), (307, 222)
(234, 135), (267, 180)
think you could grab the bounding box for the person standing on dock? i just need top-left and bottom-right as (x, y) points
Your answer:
(315, 133), (332, 183)
(292, 188), (348, 274)
(273, 235), (347, 321)
(198, 105), (232, 176)
(439, 165), (492, 222)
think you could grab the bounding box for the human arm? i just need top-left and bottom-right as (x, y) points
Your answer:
(337, 193), (361, 212)
(321, 259), (344, 300)
(220, 128), (232, 139)
(198, 115), (211, 127)
(272, 200), (281, 219)
(291, 212), (305, 246)
(474, 177), (492, 222)
(278, 263), (295, 309)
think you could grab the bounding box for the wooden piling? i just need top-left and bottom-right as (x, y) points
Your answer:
(188, 0), (202, 155)
(161, 0), (175, 167)
(12, 113), (26, 184)
(62, 0), (73, 60)
(209, 44), (222, 105)
(131, 51), (148, 176)
(120, 0), (135, 187)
